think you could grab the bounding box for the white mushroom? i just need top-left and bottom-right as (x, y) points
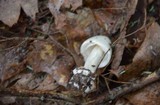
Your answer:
(68, 35), (112, 93)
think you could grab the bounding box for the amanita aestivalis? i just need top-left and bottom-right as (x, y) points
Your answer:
(68, 35), (112, 93)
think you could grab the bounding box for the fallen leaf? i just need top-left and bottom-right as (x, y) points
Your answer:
(54, 13), (67, 29)
(110, 0), (145, 78)
(0, 0), (21, 27)
(20, 0), (38, 19)
(48, 0), (64, 14)
(94, 9), (125, 34)
(106, 0), (128, 9)
(0, 96), (16, 104)
(40, 44), (55, 60)
(50, 53), (74, 87)
(119, 22), (160, 81)
(8, 71), (58, 91)
(0, 0), (38, 26)
(0, 41), (28, 82)
(63, 0), (82, 11)
(27, 40), (57, 73)
(48, 0), (82, 13)
(64, 8), (100, 39)
(13, 73), (34, 90)
(125, 82), (160, 105)
(110, 0), (138, 70)
(36, 75), (58, 91)
(24, 73), (45, 90)
(115, 98), (132, 105)
(27, 38), (75, 87)
(48, 0), (82, 29)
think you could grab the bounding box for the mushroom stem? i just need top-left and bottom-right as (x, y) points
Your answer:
(84, 46), (104, 74)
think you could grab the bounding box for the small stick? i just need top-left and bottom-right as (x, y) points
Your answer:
(0, 88), (80, 104)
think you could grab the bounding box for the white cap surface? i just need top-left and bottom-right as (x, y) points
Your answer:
(80, 35), (112, 68)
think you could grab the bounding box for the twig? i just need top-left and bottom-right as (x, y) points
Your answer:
(0, 37), (45, 42)
(0, 88), (80, 104)
(105, 79), (112, 95)
(102, 76), (131, 84)
(0, 39), (27, 52)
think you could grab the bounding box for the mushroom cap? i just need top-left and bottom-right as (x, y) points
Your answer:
(80, 35), (112, 68)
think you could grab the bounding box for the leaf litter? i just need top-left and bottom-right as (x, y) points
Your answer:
(0, 0), (38, 27)
(0, 0), (160, 105)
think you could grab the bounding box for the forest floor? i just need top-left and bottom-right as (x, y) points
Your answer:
(0, 0), (160, 105)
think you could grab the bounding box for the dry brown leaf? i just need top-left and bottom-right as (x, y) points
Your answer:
(11, 72), (58, 91)
(55, 13), (67, 29)
(48, 0), (64, 14)
(20, 0), (38, 19)
(110, 0), (138, 71)
(36, 75), (58, 91)
(65, 7), (124, 38)
(0, 96), (16, 104)
(48, 0), (82, 29)
(25, 74), (45, 90)
(48, 0), (65, 29)
(0, 0), (38, 26)
(48, 0), (82, 12)
(51, 53), (74, 87)
(119, 22), (160, 81)
(27, 40), (57, 73)
(64, 8), (102, 39)
(115, 98), (132, 105)
(125, 82), (160, 105)
(27, 39), (75, 87)
(94, 9), (125, 35)
(63, 0), (82, 11)
(13, 73), (34, 90)
(0, 41), (28, 82)
(106, 0), (128, 9)
(0, 0), (21, 27)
